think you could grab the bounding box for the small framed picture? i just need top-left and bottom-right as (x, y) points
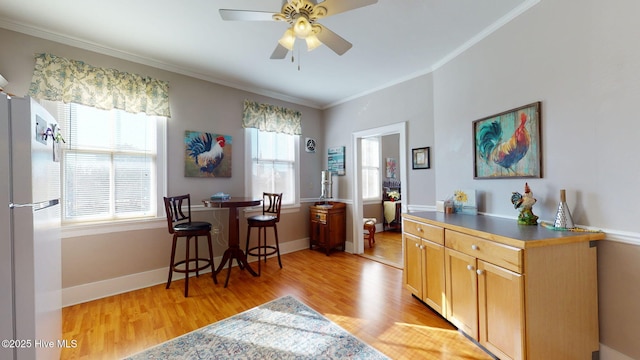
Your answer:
(412, 147), (430, 170)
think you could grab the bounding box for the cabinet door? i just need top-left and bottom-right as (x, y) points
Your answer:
(478, 260), (525, 360)
(422, 239), (445, 316)
(309, 219), (319, 248)
(445, 248), (478, 340)
(328, 211), (345, 249)
(403, 233), (423, 297)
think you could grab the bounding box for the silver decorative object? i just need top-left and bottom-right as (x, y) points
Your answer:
(320, 170), (332, 200)
(554, 189), (575, 229)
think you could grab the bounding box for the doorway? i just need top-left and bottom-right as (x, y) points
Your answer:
(352, 122), (407, 268)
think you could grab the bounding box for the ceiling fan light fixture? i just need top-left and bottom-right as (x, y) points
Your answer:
(305, 35), (322, 51)
(293, 16), (312, 38)
(278, 28), (296, 51)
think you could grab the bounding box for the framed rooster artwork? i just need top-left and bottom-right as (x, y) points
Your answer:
(184, 130), (232, 178)
(473, 102), (541, 179)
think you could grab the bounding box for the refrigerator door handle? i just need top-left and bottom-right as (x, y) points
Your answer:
(9, 199), (59, 211)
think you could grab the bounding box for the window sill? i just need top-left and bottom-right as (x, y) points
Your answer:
(61, 217), (165, 238)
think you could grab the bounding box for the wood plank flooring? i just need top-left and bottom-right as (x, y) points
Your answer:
(61, 248), (492, 360)
(363, 230), (403, 268)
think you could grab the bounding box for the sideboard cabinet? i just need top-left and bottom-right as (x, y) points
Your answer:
(309, 202), (346, 255)
(402, 212), (604, 360)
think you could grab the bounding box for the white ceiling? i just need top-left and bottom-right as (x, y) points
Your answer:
(0, 0), (535, 109)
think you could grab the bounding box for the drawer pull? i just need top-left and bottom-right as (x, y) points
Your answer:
(471, 244), (479, 251)
(476, 269), (484, 276)
(417, 227), (422, 232)
(466, 264), (475, 271)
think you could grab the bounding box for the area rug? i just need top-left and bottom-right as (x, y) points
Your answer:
(123, 295), (389, 359)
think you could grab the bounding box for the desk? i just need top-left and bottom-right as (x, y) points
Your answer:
(203, 197), (261, 287)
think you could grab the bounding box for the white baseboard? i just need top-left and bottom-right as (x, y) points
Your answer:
(62, 238), (310, 307)
(600, 344), (635, 360)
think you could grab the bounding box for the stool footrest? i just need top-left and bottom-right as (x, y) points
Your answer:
(171, 258), (212, 274)
(247, 245), (278, 257)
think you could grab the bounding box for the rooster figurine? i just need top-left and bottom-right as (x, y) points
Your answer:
(511, 182), (538, 225)
(477, 112), (531, 175)
(187, 133), (226, 174)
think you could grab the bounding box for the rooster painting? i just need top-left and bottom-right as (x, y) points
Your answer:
(184, 131), (232, 177)
(474, 103), (541, 178)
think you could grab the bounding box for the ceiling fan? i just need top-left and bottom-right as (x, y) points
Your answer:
(220, 0), (378, 59)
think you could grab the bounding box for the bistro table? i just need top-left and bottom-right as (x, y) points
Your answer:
(203, 197), (261, 287)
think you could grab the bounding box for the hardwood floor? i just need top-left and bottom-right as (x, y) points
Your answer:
(61, 249), (492, 360)
(363, 230), (403, 267)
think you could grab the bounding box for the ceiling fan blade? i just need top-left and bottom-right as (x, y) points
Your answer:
(315, 0), (377, 17)
(316, 25), (352, 55)
(219, 9), (276, 21)
(270, 43), (289, 59)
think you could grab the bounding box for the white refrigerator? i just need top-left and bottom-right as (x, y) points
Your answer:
(0, 93), (62, 360)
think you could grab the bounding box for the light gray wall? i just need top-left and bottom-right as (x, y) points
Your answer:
(432, 0), (640, 229)
(323, 0), (639, 358)
(2, 0), (639, 356)
(323, 74), (436, 206)
(430, 1), (640, 358)
(0, 27), (322, 291)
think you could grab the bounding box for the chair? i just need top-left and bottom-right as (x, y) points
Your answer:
(163, 194), (217, 297)
(364, 218), (377, 248)
(245, 192), (283, 275)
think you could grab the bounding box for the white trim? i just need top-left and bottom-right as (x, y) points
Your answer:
(0, 2), (540, 111)
(62, 217), (165, 238)
(325, 0), (541, 108)
(0, 19), (323, 110)
(600, 344), (635, 360)
(62, 237), (310, 307)
(431, 0), (541, 71)
(352, 122), (407, 256)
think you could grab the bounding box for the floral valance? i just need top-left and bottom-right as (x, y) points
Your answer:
(242, 99), (301, 135)
(28, 53), (171, 117)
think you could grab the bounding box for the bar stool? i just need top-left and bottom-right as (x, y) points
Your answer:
(163, 194), (217, 297)
(245, 192), (283, 275)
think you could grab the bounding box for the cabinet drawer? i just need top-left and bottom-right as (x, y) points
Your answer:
(311, 211), (327, 223)
(445, 230), (522, 273)
(403, 219), (444, 245)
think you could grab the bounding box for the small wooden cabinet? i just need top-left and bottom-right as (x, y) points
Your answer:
(403, 212), (604, 360)
(309, 202), (346, 255)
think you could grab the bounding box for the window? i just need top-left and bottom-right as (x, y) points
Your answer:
(245, 128), (299, 206)
(59, 103), (166, 224)
(361, 137), (381, 200)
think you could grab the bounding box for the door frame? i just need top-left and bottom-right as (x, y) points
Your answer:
(351, 122), (407, 256)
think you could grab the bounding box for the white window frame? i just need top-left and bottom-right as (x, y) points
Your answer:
(361, 136), (381, 201)
(244, 128), (300, 207)
(53, 101), (167, 235)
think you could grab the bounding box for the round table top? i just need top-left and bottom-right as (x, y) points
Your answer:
(202, 197), (261, 208)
